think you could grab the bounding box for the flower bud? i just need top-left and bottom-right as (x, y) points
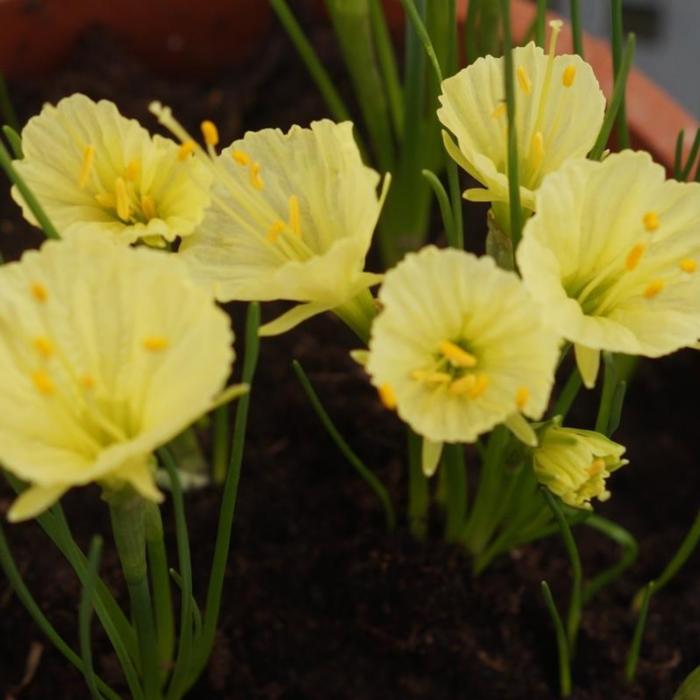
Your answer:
(532, 419), (628, 509)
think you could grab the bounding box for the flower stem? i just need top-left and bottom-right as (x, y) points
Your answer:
(109, 492), (162, 700)
(334, 288), (377, 345)
(144, 503), (174, 674)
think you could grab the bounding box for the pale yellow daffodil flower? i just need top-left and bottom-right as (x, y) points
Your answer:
(366, 246), (560, 472)
(0, 234), (236, 521)
(517, 150), (700, 387)
(12, 93), (212, 246)
(150, 103), (388, 337)
(437, 21), (605, 211)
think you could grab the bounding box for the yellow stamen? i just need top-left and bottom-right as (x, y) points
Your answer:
(33, 336), (54, 358)
(643, 211), (660, 232)
(625, 243), (646, 271)
(177, 140), (196, 161)
(410, 370), (452, 384)
(80, 374), (95, 390)
(587, 458), (606, 477)
(288, 195), (301, 238)
(516, 66), (532, 95)
(531, 131), (544, 167)
(232, 149), (251, 166)
(250, 162), (264, 190)
(439, 340), (477, 368)
(143, 336), (168, 352)
(266, 220), (285, 243)
(643, 279), (664, 299)
(141, 194), (157, 220)
(680, 258), (697, 273)
(125, 159), (140, 181)
(469, 373), (490, 399)
(95, 192), (116, 208)
(78, 145), (95, 189)
(378, 383), (397, 410)
(515, 386), (529, 410)
(562, 65), (577, 87)
(201, 120), (219, 147)
(449, 374), (476, 396)
(31, 282), (48, 302)
(114, 177), (130, 221)
(32, 369), (54, 395)
(491, 103), (507, 119)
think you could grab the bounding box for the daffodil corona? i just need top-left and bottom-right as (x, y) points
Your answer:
(517, 150), (700, 387)
(366, 246), (559, 450)
(0, 235), (235, 521)
(12, 94), (211, 246)
(150, 104), (387, 336)
(533, 419), (628, 509)
(437, 22), (605, 210)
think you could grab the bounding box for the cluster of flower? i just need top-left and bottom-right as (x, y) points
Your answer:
(2, 25), (699, 523)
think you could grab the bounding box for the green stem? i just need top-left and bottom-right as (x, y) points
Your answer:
(611, 0), (629, 148)
(462, 426), (509, 557)
(187, 303), (260, 688)
(499, 0), (523, 249)
(144, 503), (174, 674)
(542, 489), (583, 654)
(682, 129), (700, 181)
(293, 360), (396, 531)
(595, 352), (617, 435)
(674, 129), (686, 180)
(0, 521), (125, 700)
(422, 169), (455, 246)
(159, 450), (194, 700)
(109, 493), (162, 700)
(407, 428), (429, 540)
(0, 138), (60, 239)
(327, 0), (395, 172)
(0, 72), (19, 133)
(535, 0), (547, 48)
(625, 581), (654, 682)
(212, 404), (230, 484)
(464, 0), (481, 64)
(590, 34), (636, 160)
(368, 0), (404, 139)
(333, 288), (377, 345)
(541, 581), (573, 697)
(79, 536), (104, 700)
(2, 124), (23, 159)
(570, 0), (584, 57)
(550, 368), (582, 420)
(443, 443), (467, 542)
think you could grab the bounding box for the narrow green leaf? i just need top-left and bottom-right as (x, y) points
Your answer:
(625, 581), (654, 682)
(79, 536), (105, 700)
(541, 581), (573, 697)
(293, 360), (396, 530)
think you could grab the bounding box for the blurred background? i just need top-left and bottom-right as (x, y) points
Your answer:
(551, 0), (700, 118)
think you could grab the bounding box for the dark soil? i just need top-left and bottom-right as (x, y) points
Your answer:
(1, 6), (699, 700)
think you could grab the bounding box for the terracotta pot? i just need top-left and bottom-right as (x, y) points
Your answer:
(379, 0), (698, 173)
(0, 0), (271, 78)
(0, 0), (95, 77)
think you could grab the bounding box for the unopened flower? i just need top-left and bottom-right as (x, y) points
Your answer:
(533, 419), (628, 509)
(366, 246), (559, 453)
(517, 150), (700, 387)
(12, 94), (211, 246)
(0, 234), (235, 522)
(150, 104), (387, 335)
(437, 22), (605, 209)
